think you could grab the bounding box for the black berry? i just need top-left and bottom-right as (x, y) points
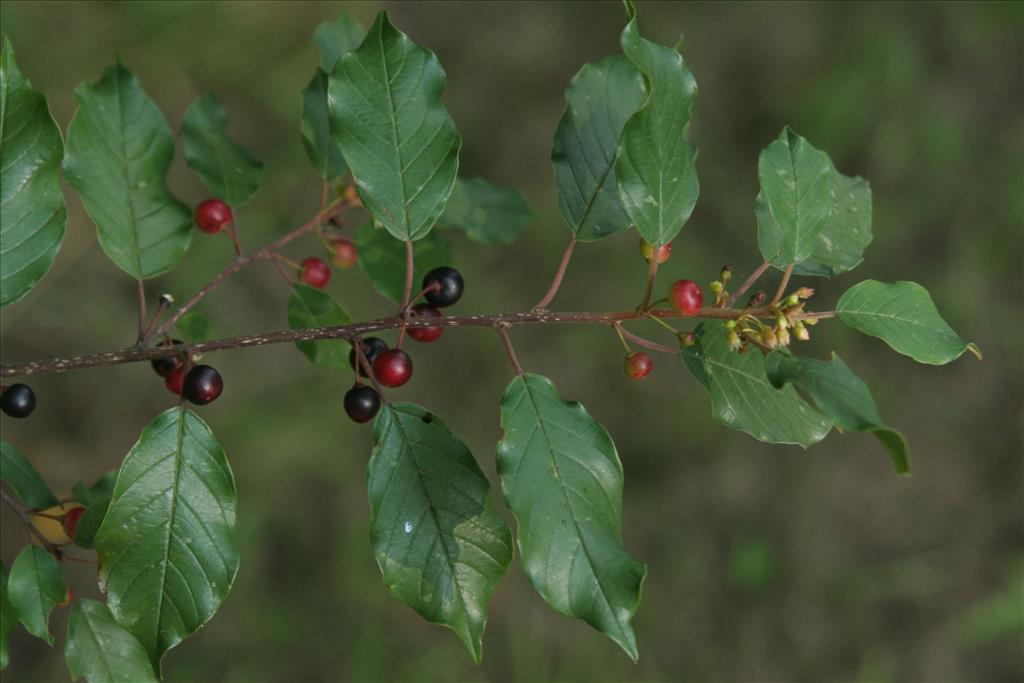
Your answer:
(422, 266), (463, 308)
(183, 365), (223, 406)
(344, 384), (380, 423)
(349, 337), (388, 373)
(151, 339), (185, 377)
(1, 384), (36, 418)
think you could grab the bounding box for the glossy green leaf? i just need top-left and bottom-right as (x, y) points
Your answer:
(63, 62), (191, 279)
(837, 280), (978, 365)
(8, 545), (66, 645)
(615, 10), (699, 247)
(1, 439), (58, 509)
(497, 373), (646, 661)
(314, 14), (366, 71)
(355, 221), (451, 303)
(328, 12), (460, 241)
(95, 408), (238, 671)
(301, 69), (348, 181)
(439, 177), (534, 245)
(763, 167), (872, 277)
(72, 470), (117, 507)
(176, 311), (211, 345)
(755, 127), (834, 265)
(682, 322), (832, 448)
(287, 282), (350, 369)
(0, 36), (67, 308)
(1, 562), (16, 669)
(766, 352), (909, 474)
(182, 94), (262, 207)
(369, 403), (513, 662)
(551, 55), (646, 241)
(65, 599), (158, 683)
(71, 499), (110, 551)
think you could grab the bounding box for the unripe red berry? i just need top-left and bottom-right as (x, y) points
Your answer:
(344, 384), (380, 423)
(299, 257), (331, 289)
(406, 304), (444, 343)
(669, 279), (704, 317)
(183, 365), (223, 405)
(195, 199), (232, 234)
(372, 349), (413, 388)
(639, 240), (672, 264)
(56, 587), (74, 608)
(165, 366), (186, 395)
(62, 507), (86, 539)
(331, 239), (357, 269)
(624, 352), (653, 380)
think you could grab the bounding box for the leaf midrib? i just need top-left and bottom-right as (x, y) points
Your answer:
(377, 25), (413, 238)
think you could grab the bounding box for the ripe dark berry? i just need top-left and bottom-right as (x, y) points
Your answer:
(183, 365), (223, 405)
(406, 304), (444, 343)
(669, 279), (704, 317)
(349, 337), (388, 373)
(422, 266), (463, 308)
(1, 384), (36, 418)
(344, 384), (380, 423)
(62, 507), (86, 539)
(372, 349), (413, 388)
(195, 199), (232, 234)
(624, 352), (653, 380)
(331, 239), (357, 269)
(151, 339), (185, 377)
(640, 240), (672, 264)
(299, 257), (331, 288)
(165, 366), (186, 395)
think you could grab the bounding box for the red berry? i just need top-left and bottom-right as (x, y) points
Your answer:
(195, 199), (232, 234)
(407, 304), (444, 343)
(183, 365), (223, 406)
(372, 349), (413, 388)
(56, 587), (74, 608)
(624, 352), (653, 380)
(640, 240), (672, 264)
(669, 279), (703, 316)
(299, 257), (331, 288)
(331, 239), (357, 269)
(165, 366), (185, 395)
(62, 507), (86, 539)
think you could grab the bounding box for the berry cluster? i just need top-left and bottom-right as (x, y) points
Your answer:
(342, 266), (463, 423)
(151, 339), (224, 406)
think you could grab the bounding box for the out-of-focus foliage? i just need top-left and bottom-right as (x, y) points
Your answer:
(0, 1), (1020, 681)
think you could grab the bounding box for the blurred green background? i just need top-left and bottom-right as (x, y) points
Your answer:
(1, 1), (1021, 681)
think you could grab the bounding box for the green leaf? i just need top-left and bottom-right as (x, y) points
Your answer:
(71, 500), (110, 551)
(95, 407), (238, 671)
(65, 599), (158, 683)
(176, 311), (211, 345)
(1, 562), (16, 669)
(764, 168), (872, 278)
(355, 221), (451, 303)
(1, 439), (58, 509)
(682, 322), (832, 448)
(755, 127), (834, 265)
(497, 373), (646, 661)
(72, 470), (117, 507)
(301, 69), (348, 182)
(0, 36), (67, 308)
(182, 94), (263, 207)
(7, 545), (67, 645)
(369, 403), (513, 662)
(837, 280), (978, 365)
(615, 12), (699, 246)
(63, 62), (192, 280)
(765, 352), (909, 474)
(287, 283), (350, 369)
(328, 12), (461, 241)
(314, 14), (366, 71)
(439, 177), (534, 245)
(551, 55), (647, 241)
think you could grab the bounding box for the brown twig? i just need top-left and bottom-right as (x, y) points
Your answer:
(534, 234), (577, 310)
(136, 279), (147, 343)
(495, 325), (523, 375)
(0, 306), (837, 379)
(615, 323), (679, 355)
(637, 256), (659, 311)
(727, 260), (771, 307)
(772, 264), (794, 306)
